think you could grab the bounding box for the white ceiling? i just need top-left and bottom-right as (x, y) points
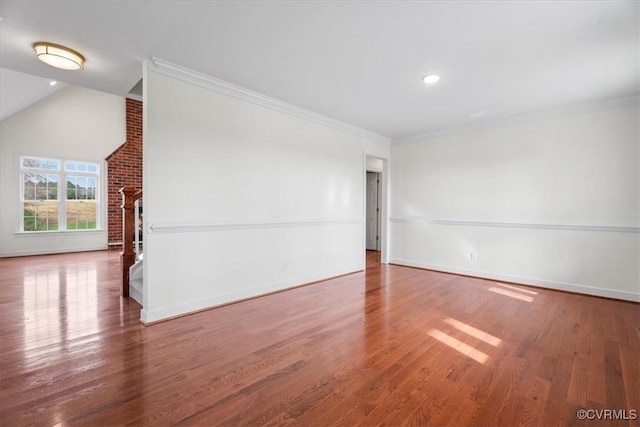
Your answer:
(0, 67), (66, 121)
(0, 1), (638, 139)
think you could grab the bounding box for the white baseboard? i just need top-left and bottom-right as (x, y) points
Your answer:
(0, 245), (108, 258)
(389, 258), (640, 303)
(140, 264), (363, 324)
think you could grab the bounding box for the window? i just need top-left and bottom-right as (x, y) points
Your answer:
(21, 156), (100, 232)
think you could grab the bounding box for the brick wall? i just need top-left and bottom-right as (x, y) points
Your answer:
(106, 98), (142, 245)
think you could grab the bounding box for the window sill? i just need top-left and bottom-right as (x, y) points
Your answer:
(14, 229), (105, 236)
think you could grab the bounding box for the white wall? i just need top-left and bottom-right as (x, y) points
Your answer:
(390, 104), (640, 301)
(0, 86), (125, 257)
(142, 60), (390, 323)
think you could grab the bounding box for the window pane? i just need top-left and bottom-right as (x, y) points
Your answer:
(65, 161), (98, 173)
(23, 202), (36, 231)
(24, 173), (58, 200)
(87, 177), (96, 199)
(67, 176), (77, 200)
(66, 201), (97, 230)
(77, 177), (87, 199)
(64, 162), (98, 173)
(22, 157), (59, 170)
(66, 175), (93, 200)
(24, 179), (36, 200)
(23, 201), (59, 231)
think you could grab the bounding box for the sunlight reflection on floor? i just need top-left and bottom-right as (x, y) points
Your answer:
(443, 317), (502, 347)
(428, 328), (489, 364)
(488, 287), (534, 302)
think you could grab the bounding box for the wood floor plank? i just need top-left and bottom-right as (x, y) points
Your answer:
(587, 333), (608, 406)
(1, 250), (638, 426)
(618, 342), (640, 427)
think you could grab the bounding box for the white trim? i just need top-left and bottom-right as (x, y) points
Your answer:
(140, 265), (362, 324)
(389, 258), (640, 303)
(0, 245), (108, 258)
(393, 95), (640, 144)
(147, 57), (391, 145)
(126, 93), (143, 102)
(389, 217), (640, 234)
(14, 229), (105, 235)
(148, 218), (362, 234)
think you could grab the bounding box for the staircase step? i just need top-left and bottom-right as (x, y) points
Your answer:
(130, 278), (143, 305)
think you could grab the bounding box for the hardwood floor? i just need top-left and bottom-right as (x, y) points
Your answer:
(1, 250), (638, 426)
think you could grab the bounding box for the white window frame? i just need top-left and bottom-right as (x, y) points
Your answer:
(20, 156), (101, 232)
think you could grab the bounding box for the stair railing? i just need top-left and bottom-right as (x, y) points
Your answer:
(120, 186), (143, 297)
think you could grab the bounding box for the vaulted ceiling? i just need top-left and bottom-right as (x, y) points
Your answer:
(1, 1), (638, 139)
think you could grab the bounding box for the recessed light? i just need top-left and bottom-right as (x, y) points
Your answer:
(33, 42), (85, 70)
(49, 81), (57, 86)
(422, 74), (440, 84)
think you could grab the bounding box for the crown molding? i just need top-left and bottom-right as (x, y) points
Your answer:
(126, 93), (142, 102)
(394, 95), (640, 144)
(145, 58), (390, 145)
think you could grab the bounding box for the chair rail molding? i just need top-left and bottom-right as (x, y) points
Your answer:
(148, 218), (363, 234)
(390, 217), (640, 234)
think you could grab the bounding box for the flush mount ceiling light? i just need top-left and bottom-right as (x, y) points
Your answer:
(33, 42), (84, 70)
(422, 74), (440, 84)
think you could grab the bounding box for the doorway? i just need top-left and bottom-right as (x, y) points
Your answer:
(366, 171), (381, 251)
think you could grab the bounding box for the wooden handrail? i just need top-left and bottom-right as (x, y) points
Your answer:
(120, 186), (143, 297)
